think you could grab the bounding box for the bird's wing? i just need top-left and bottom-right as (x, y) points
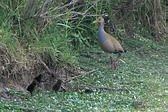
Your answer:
(105, 33), (124, 52)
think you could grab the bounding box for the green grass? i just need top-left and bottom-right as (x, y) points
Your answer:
(0, 1), (167, 111)
(0, 41), (168, 112)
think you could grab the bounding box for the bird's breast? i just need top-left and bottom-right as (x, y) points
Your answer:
(98, 29), (106, 44)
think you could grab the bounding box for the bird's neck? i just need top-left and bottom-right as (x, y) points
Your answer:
(98, 24), (106, 43)
(98, 23), (104, 30)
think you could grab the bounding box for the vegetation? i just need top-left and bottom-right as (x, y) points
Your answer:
(0, 0), (167, 111)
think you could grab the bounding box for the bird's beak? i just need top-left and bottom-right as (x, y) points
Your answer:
(92, 18), (98, 24)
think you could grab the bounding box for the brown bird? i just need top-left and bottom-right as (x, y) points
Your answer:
(93, 16), (126, 69)
(84, 88), (94, 94)
(26, 79), (38, 96)
(34, 74), (43, 83)
(52, 79), (62, 92)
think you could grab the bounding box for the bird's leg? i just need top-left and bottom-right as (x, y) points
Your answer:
(109, 55), (116, 69)
(112, 60), (117, 70)
(114, 53), (121, 67)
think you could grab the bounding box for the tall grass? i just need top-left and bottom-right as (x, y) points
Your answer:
(0, 0), (80, 65)
(0, 0), (167, 68)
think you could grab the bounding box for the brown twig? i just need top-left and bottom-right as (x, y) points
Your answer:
(79, 85), (130, 92)
(65, 69), (97, 82)
(37, 56), (57, 78)
(64, 67), (81, 76)
(132, 47), (145, 52)
(39, 1), (76, 17)
(32, 0), (101, 19)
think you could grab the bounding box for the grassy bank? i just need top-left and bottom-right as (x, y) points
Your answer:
(0, 40), (167, 111)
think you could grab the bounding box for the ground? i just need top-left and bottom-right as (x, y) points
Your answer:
(0, 43), (168, 112)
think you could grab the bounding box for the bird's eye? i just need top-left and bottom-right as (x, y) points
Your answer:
(98, 18), (101, 21)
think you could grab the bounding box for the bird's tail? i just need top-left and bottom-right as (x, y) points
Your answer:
(123, 49), (127, 53)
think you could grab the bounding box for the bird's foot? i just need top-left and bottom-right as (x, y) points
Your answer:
(111, 61), (119, 70)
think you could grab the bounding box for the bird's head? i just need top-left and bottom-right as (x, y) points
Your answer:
(93, 16), (105, 25)
(57, 79), (62, 84)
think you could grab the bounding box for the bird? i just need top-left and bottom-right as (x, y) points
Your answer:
(26, 79), (38, 96)
(52, 79), (62, 92)
(93, 16), (126, 69)
(34, 74), (43, 83)
(84, 88), (94, 94)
